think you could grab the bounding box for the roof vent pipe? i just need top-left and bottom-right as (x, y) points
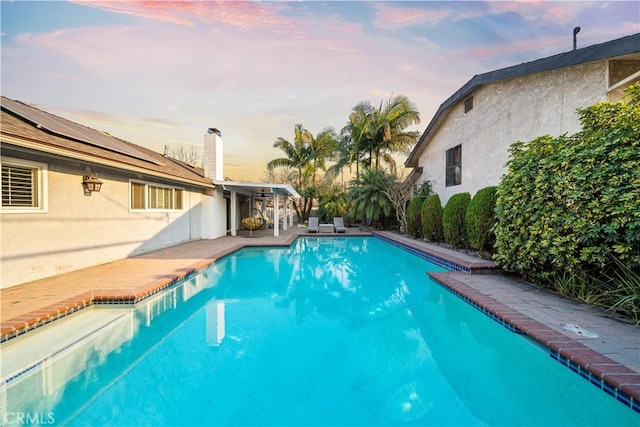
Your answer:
(573, 26), (581, 50)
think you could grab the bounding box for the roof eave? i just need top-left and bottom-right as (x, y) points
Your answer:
(405, 33), (640, 168)
(1, 135), (215, 189)
(214, 180), (300, 198)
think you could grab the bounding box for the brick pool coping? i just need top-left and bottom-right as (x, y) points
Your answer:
(2, 231), (639, 413)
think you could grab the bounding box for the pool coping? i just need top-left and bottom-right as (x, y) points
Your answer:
(372, 231), (497, 273)
(2, 232), (639, 414)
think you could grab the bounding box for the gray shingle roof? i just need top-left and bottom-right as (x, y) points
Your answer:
(1, 97), (212, 187)
(405, 33), (640, 167)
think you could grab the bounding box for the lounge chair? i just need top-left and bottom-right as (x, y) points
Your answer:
(333, 217), (346, 233)
(307, 217), (319, 233)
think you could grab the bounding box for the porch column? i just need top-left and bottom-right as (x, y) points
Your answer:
(230, 190), (237, 236)
(273, 193), (280, 237)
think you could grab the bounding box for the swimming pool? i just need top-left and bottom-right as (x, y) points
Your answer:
(1, 237), (637, 426)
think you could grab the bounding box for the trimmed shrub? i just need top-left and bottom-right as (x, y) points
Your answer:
(442, 193), (471, 248)
(493, 82), (640, 284)
(421, 194), (443, 242)
(465, 186), (498, 253)
(407, 197), (424, 238)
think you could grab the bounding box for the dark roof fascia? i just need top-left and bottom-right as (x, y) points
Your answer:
(405, 32), (640, 167)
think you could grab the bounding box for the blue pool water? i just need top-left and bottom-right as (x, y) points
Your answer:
(2, 237), (638, 426)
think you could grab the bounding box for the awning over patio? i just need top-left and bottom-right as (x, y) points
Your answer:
(213, 181), (300, 198)
(214, 180), (300, 237)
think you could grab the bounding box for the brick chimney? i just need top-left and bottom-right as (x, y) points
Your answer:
(203, 128), (223, 181)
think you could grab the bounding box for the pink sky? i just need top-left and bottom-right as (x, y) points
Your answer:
(2, 1), (638, 180)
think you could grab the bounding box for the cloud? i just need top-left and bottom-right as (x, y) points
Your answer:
(4, 0), (637, 181)
(487, 1), (586, 25)
(445, 36), (560, 61)
(72, 0), (198, 27)
(371, 3), (451, 31)
(74, 0), (305, 36)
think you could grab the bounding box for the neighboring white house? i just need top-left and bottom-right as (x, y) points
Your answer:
(1, 97), (298, 289)
(405, 33), (640, 204)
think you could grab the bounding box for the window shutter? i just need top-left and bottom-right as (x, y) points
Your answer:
(2, 165), (37, 207)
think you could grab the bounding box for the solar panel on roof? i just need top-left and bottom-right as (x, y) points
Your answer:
(1, 97), (163, 165)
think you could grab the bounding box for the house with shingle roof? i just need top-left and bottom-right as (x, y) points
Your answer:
(1, 98), (298, 288)
(405, 33), (640, 204)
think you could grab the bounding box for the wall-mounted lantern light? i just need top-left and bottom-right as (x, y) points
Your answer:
(83, 174), (103, 193)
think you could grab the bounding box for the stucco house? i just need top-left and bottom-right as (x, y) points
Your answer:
(405, 33), (640, 203)
(1, 97), (298, 289)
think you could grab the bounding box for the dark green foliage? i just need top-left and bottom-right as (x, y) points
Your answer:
(465, 186), (498, 253)
(414, 180), (433, 198)
(348, 168), (394, 228)
(421, 194), (443, 242)
(318, 184), (348, 223)
(443, 193), (471, 248)
(407, 197), (424, 237)
(494, 83), (640, 286)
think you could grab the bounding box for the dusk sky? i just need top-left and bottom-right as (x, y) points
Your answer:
(2, 1), (639, 181)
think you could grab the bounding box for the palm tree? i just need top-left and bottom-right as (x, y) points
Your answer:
(367, 94), (420, 172)
(348, 168), (394, 228)
(327, 102), (373, 184)
(308, 126), (338, 185)
(267, 123), (311, 185)
(267, 124), (337, 222)
(332, 95), (419, 182)
(267, 124), (312, 221)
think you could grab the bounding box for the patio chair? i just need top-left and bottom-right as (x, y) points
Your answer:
(307, 217), (319, 233)
(333, 217), (347, 233)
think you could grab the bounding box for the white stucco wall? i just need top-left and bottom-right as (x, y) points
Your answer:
(0, 152), (215, 288)
(415, 61), (608, 204)
(201, 187), (228, 239)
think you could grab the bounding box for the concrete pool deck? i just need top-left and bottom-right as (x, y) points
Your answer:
(1, 227), (639, 410)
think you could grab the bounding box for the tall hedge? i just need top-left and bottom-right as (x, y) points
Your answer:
(421, 194), (443, 242)
(443, 193), (471, 248)
(407, 197), (424, 238)
(465, 186), (498, 252)
(493, 82), (640, 282)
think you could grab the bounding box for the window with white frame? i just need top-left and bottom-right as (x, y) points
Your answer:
(1, 157), (48, 212)
(130, 180), (184, 211)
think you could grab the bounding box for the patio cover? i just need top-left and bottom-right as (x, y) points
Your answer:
(214, 180), (300, 237)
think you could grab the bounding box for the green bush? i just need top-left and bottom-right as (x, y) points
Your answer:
(443, 193), (471, 248)
(414, 180), (433, 198)
(494, 83), (640, 284)
(465, 186), (497, 253)
(407, 197), (424, 238)
(421, 194), (443, 242)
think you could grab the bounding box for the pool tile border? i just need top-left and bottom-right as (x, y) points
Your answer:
(373, 231), (496, 273)
(429, 272), (640, 414)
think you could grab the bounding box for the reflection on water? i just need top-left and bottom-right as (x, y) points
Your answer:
(0, 269), (221, 425)
(1, 237), (432, 425)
